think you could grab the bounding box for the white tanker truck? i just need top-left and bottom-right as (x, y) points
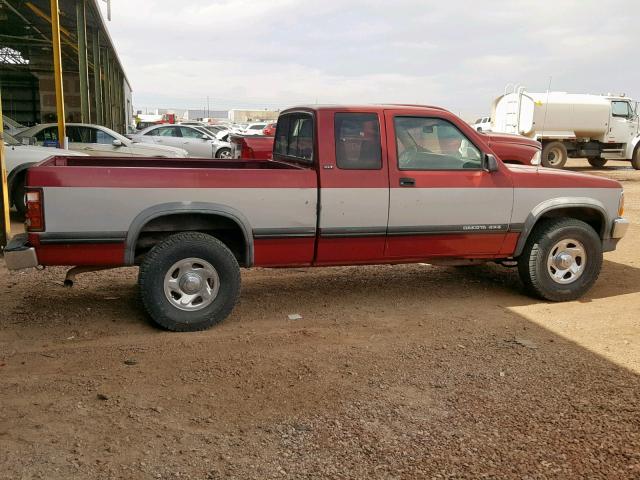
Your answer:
(491, 87), (640, 169)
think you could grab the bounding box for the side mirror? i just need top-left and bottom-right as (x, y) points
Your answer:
(112, 139), (123, 147)
(201, 134), (209, 140)
(484, 153), (499, 172)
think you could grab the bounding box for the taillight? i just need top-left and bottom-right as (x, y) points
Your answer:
(25, 188), (45, 232)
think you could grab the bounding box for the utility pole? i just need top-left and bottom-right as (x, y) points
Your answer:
(0, 87), (11, 247)
(51, 0), (66, 148)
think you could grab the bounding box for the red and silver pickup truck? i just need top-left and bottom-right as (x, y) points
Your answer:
(4, 104), (629, 332)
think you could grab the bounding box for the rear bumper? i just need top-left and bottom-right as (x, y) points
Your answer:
(3, 233), (39, 270)
(611, 217), (630, 239)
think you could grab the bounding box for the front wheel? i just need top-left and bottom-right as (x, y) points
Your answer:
(632, 145), (640, 170)
(216, 147), (232, 159)
(518, 218), (602, 302)
(138, 232), (241, 331)
(541, 141), (568, 168)
(588, 157), (607, 168)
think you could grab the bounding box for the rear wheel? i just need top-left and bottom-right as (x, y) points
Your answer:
(541, 141), (568, 168)
(216, 147), (232, 159)
(138, 232), (241, 331)
(587, 157), (607, 168)
(518, 218), (602, 302)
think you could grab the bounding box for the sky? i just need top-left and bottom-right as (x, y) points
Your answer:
(100, 0), (640, 120)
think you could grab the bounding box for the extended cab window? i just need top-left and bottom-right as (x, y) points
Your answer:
(274, 113), (314, 163)
(334, 113), (381, 170)
(395, 117), (482, 170)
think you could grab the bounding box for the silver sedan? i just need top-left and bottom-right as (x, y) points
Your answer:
(128, 124), (232, 159)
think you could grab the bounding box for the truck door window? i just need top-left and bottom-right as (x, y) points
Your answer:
(612, 101), (631, 118)
(274, 113), (314, 163)
(334, 113), (381, 169)
(395, 117), (482, 170)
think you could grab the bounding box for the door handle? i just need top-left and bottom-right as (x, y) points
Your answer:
(399, 177), (415, 187)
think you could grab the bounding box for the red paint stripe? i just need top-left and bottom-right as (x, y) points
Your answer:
(35, 243), (126, 266)
(253, 238), (315, 266)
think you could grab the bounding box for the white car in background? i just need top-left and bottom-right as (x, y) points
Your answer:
(3, 131), (88, 214)
(15, 123), (189, 158)
(472, 116), (492, 132)
(128, 124), (232, 159)
(243, 122), (269, 135)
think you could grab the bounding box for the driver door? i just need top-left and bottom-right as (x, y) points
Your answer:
(384, 110), (514, 259)
(608, 101), (636, 144)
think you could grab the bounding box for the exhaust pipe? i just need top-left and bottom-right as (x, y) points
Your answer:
(63, 266), (115, 287)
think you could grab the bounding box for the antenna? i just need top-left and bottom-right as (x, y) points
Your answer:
(538, 76), (552, 173)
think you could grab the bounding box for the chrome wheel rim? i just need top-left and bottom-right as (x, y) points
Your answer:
(546, 239), (587, 284)
(546, 146), (564, 166)
(218, 149), (231, 159)
(164, 258), (219, 311)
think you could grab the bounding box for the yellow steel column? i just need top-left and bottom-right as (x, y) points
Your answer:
(50, 0), (66, 148)
(0, 87), (11, 247)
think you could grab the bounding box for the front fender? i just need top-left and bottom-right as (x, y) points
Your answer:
(513, 197), (609, 257)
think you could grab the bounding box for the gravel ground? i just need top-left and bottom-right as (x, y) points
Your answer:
(1, 159), (639, 479)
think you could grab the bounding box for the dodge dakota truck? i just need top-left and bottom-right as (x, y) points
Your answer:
(4, 104), (629, 332)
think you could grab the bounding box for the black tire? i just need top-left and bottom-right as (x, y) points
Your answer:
(11, 174), (26, 216)
(215, 147), (231, 159)
(138, 232), (241, 332)
(587, 157), (607, 168)
(541, 141), (568, 168)
(518, 218), (602, 302)
(632, 145), (640, 170)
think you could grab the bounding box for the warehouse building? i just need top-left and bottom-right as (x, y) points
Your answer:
(0, 0), (132, 133)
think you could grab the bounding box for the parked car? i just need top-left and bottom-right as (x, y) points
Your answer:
(2, 131), (87, 214)
(15, 123), (188, 158)
(243, 122), (269, 135)
(128, 124), (231, 159)
(472, 116), (492, 132)
(5, 104), (628, 333)
(262, 123), (277, 136)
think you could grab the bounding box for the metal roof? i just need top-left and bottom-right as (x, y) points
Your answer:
(0, 0), (130, 88)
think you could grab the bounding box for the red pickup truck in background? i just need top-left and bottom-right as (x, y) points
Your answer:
(5, 104), (628, 332)
(231, 120), (542, 166)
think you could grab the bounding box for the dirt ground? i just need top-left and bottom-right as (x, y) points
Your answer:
(1, 158), (639, 479)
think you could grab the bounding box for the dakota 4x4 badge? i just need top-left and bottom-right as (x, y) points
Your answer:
(462, 224), (506, 231)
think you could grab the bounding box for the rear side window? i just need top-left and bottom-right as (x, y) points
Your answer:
(334, 113), (381, 170)
(274, 113), (314, 163)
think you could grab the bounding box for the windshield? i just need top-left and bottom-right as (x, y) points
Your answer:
(2, 132), (20, 146)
